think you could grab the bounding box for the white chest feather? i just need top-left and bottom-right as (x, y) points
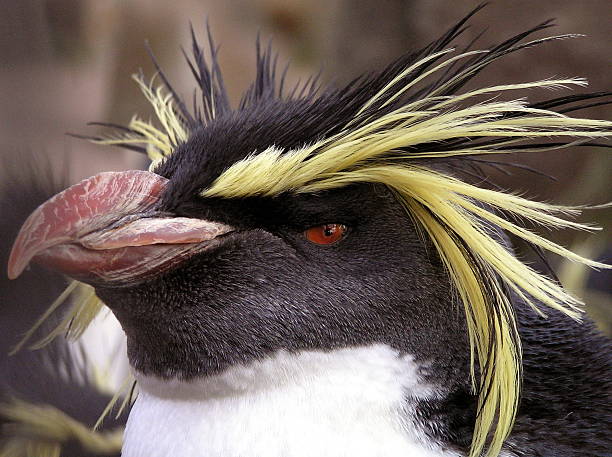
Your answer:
(122, 345), (462, 457)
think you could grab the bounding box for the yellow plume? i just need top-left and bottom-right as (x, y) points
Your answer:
(0, 399), (122, 457)
(200, 71), (611, 457)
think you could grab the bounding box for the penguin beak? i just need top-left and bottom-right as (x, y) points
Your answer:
(7, 170), (232, 286)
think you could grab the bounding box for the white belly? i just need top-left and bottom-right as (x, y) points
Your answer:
(122, 345), (462, 457)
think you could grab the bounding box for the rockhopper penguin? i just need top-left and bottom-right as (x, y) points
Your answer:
(4, 5), (612, 457)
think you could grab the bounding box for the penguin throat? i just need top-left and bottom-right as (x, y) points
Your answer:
(124, 345), (462, 457)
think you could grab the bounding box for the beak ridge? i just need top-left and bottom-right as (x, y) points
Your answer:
(8, 170), (232, 285)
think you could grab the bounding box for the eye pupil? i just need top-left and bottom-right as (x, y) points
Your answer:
(305, 224), (347, 245)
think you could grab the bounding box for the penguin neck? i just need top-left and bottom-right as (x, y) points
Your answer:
(123, 344), (463, 457)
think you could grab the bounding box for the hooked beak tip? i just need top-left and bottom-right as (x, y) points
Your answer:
(7, 170), (233, 286)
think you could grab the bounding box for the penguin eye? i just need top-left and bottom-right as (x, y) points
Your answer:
(304, 224), (348, 245)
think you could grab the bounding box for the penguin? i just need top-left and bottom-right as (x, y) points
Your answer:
(4, 5), (611, 457)
(0, 152), (125, 457)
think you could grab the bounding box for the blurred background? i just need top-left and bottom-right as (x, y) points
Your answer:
(1, 0), (610, 333)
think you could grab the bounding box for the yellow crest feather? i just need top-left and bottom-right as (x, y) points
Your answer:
(92, 74), (189, 170)
(199, 58), (611, 456)
(0, 399), (122, 457)
(11, 281), (104, 354)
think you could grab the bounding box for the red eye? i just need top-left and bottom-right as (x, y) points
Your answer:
(304, 224), (348, 245)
